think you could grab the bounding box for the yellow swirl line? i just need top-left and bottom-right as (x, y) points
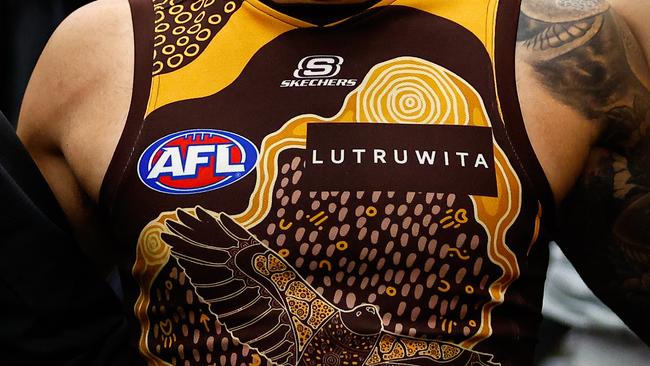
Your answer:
(133, 210), (185, 366)
(318, 260), (332, 271)
(464, 146), (521, 348)
(437, 279), (451, 293)
(527, 202), (543, 256)
(447, 248), (470, 261)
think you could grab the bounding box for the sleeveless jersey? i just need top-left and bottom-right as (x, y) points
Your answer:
(100, 1), (556, 365)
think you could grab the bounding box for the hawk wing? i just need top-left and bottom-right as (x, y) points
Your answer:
(364, 332), (500, 366)
(160, 206), (339, 365)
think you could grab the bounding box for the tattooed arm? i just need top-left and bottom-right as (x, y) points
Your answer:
(517, 0), (650, 343)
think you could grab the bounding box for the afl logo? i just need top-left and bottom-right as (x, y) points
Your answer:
(137, 129), (258, 194)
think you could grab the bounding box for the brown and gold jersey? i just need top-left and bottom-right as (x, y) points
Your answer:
(99, 1), (555, 365)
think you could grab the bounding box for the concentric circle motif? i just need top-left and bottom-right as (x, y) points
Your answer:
(322, 353), (341, 366)
(141, 223), (170, 266)
(356, 59), (472, 125)
(150, 0), (243, 76)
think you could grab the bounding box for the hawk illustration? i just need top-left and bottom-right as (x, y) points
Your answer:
(160, 206), (499, 366)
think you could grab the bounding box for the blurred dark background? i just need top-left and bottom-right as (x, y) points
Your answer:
(0, 0), (91, 126)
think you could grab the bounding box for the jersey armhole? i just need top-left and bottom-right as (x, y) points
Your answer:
(99, 0), (154, 216)
(494, 1), (557, 229)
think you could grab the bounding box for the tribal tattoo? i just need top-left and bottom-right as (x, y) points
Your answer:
(518, 0), (650, 343)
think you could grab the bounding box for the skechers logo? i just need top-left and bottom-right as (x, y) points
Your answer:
(138, 129), (258, 195)
(293, 55), (343, 78)
(281, 55), (358, 88)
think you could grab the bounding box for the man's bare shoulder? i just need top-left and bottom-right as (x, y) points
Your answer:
(18, 0), (133, 152)
(517, 0), (649, 124)
(518, 0), (650, 343)
(18, 0), (135, 203)
(15, 0), (135, 272)
(518, 0), (649, 64)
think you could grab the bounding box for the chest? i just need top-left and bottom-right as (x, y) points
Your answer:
(69, 6), (593, 207)
(67, 65), (592, 208)
(58, 3), (582, 364)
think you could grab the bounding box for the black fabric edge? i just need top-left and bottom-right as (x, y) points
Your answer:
(0, 110), (71, 231)
(495, 0), (557, 230)
(98, 0), (154, 217)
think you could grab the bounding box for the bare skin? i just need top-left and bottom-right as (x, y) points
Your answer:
(515, 0), (650, 343)
(18, 0), (133, 273)
(17, 0), (650, 341)
(609, 0), (650, 61)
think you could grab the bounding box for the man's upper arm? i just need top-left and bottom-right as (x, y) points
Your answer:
(17, 0), (132, 274)
(518, 0), (650, 343)
(1, 111), (131, 366)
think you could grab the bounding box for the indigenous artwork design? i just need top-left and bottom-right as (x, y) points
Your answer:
(151, 0), (243, 75)
(135, 208), (499, 366)
(133, 57), (525, 366)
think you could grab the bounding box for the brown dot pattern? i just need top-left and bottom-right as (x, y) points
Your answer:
(142, 148), (505, 364)
(256, 152), (502, 344)
(287, 298), (310, 320)
(292, 316), (313, 349)
(307, 299), (335, 328)
(152, 0), (243, 75)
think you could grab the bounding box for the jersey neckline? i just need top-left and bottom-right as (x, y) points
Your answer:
(243, 0), (398, 27)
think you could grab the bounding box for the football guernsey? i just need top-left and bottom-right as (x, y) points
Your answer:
(99, 1), (556, 365)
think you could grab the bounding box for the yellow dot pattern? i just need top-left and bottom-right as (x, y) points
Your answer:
(285, 281), (316, 301)
(364, 334), (474, 365)
(441, 344), (461, 360)
(379, 334), (396, 353)
(366, 349), (382, 365)
(291, 316), (313, 351)
(152, 0), (243, 75)
(306, 299), (335, 328)
(383, 342), (406, 361)
(425, 342), (442, 359)
(402, 339), (428, 357)
(287, 298), (310, 320)
(266, 253), (287, 272)
(253, 254), (269, 275)
(270, 270), (295, 291)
